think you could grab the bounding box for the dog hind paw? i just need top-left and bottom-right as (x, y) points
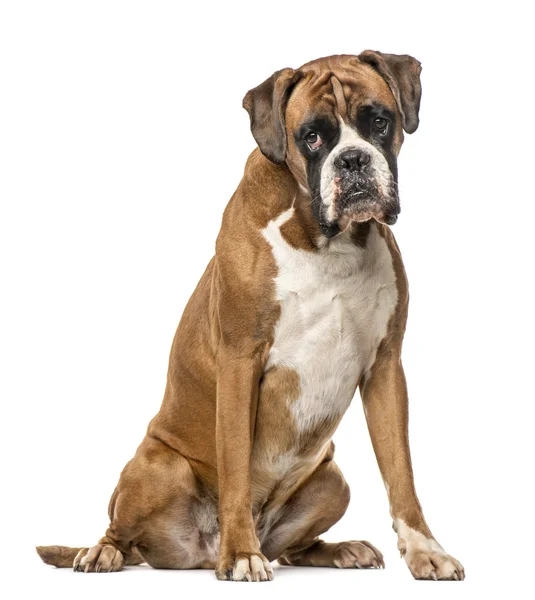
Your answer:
(333, 540), (385, 569)
(73, 544), (124, 573)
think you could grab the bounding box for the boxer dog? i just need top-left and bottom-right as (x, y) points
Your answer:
(37, 52), (465, 581)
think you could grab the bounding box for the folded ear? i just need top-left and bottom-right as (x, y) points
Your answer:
(243, 68), (302, 164)
(359, 50), (422, 134)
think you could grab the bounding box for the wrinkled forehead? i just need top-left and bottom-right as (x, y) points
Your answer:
(286, 58), (398, 130)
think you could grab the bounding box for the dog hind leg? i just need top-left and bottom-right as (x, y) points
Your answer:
(261, 458), (384, 570)
(39, 435), (205, 572)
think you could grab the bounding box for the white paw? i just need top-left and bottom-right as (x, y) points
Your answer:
(216, 552), (274, 582)
(396, 520), (465, 581)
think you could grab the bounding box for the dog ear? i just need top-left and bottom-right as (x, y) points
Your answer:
(359, 50), (422, 134)
(243, 68), (302, 164)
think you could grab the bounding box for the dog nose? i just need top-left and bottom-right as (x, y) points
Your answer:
(336, 149), (370, 171)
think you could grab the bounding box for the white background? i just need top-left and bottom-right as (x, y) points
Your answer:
(1, 1), (533, 599)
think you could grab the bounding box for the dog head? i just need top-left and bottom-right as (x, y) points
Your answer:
(243, 52), (422, 237)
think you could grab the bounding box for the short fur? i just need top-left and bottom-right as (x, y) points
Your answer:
(37, 52), (464, 582)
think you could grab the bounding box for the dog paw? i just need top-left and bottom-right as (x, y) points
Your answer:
(396, 522), (464, 581)
(73, 544), (124, 573)
(405, 548), (464, 581)
(216, 552), (274, 582)
(333, 540), (385, 569)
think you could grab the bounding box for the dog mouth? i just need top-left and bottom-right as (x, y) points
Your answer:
(316, 175), (400, 238)
(334, 184), (399, 231)
(337, 204), (398, 231)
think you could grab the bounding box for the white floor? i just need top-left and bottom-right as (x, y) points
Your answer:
(3, 541), (524, 600)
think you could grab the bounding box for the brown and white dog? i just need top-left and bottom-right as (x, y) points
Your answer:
(37, 52), (465, 582)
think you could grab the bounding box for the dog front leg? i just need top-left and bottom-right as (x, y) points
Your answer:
(214, 351), (273, 582)
(360, 353), (465, 581)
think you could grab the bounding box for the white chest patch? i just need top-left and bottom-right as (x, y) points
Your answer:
(261, 208), (398, 433)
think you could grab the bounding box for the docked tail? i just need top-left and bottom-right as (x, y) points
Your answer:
(36, 545), (83, 568)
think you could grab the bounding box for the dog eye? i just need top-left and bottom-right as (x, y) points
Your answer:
(305, 132), (322, 150)
(373, 117), (389, 136)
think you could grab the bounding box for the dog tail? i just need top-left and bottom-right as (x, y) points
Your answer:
(36, 545), (83, 568)
(36, 545), (145, 568)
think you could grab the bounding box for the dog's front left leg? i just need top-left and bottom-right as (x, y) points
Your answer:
(214, 350), (273, 582)
(361, 352), (465, 581)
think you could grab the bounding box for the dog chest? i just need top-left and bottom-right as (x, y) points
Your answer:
(261, 208), (398, 433)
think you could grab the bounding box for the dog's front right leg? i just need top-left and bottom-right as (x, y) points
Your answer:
(214, 350), (273, 582)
